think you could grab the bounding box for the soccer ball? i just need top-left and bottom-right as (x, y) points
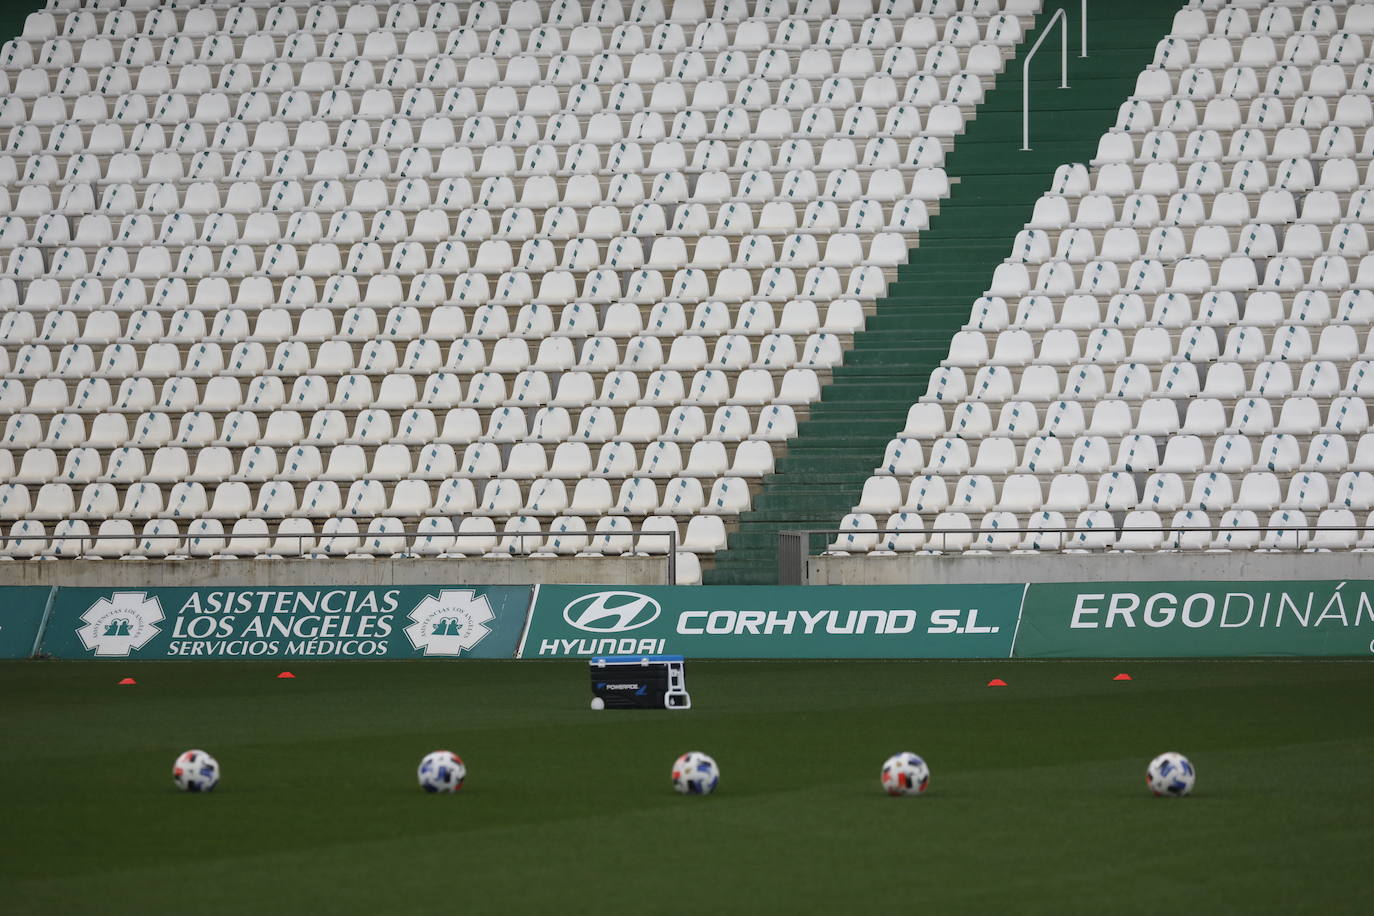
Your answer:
(880, 752), (930, 796)
(672, 751), (719, 795)
(418, 750), (466, 793)
(1146, 751), (1196, 797)
(173, 749), (220, 792)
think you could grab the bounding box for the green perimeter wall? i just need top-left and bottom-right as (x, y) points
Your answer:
(4, 582), (1372, 660)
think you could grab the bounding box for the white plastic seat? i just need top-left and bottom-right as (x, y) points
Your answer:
(580, 517), (632, 557)
(1115, 510), (1164, 551)
(830, 513), (879, 554)
(924, 512), (973, 553)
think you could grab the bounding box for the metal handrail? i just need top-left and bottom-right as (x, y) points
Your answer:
(811, 523), (1369, 538)
(1080, 0), (1090, 59)
(0, 527), (681, 584)
(780, 522), (1369, 581)
(796, 523), (1367, 550)
(1022, 3), (1090, 151)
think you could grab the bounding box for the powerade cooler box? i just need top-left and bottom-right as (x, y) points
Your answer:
(590, 655), (691, 710)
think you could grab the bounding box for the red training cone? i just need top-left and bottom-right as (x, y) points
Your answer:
(1113, 673), (1133, 681)
(276, 671), (296, 679)
(117, 677), (137, 686)
(987, 678), (1007, 687)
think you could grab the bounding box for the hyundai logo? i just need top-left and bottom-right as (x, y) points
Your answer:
(563, 591), (661, 633)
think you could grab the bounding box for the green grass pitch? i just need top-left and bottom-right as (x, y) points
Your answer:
(2, 659), (1371, 914)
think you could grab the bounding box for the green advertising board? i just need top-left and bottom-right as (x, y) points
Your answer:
(39, 586), (532, 660)
(8, 578), (1372, 661)
(518, 584), (1026, 658)
(1015, 580), (1374, 658)
(0, 586), (54, 658)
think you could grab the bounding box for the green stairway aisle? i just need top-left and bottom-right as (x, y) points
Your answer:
(705, 0), (1186, 585)
(0, 3), (45, 42)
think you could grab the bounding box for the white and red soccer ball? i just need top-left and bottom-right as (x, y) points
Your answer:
(173, 749), (220, 792)
(672, 751), (720, 795)
(881, 752), (930, 796)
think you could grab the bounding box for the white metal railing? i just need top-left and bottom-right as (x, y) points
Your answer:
(1080, 0), (1089, 58)
(1022, 2), (1090, 151)
(779, 524), (1369, 583)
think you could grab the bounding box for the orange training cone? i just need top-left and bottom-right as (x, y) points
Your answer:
(987, 678), (1007, 687)
(117, 677), (137, 686)
(1113, 673), (1133, 681)
(277, 671), (296, 679)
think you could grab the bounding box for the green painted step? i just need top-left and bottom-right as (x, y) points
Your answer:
(0, 2), (44, 40)
(703, 0), (1185, 585)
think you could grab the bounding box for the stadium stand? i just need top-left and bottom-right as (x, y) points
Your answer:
(0, 0), (1041, 583)
(2, 0), (1366, 585)
(714, 0), (1185, 581)
(836, 0), (1374, 560)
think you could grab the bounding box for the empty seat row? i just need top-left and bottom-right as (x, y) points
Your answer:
(3, 164), (944, 219)
(1, 70), (984, 134)
(0, 103), (969, 157)
(0, 297), (866, 342)
(923, 357), (1374, 404)
(0, 198), (932, 250)
(828, 506), (1374, 553)
(1028, 188), (1374, 231)
(1, 54), (1000, 111)
(7, 22), (1023, 88)
(1, 199), (929, 252)
(0, 328), (843, 376)
(1171, 4), (1374, 41)
(895, 394), (1370, 442)
(25, 0), (1028, 34)
(0, 512), (724, 571)
(1151, 28), (1374, 71)
(945, 322), (1374, 367)
(0, 129), (948, 182)
(5, 260), (895, 309)
(856, 467), (1374, 515)
(1136, 59), (1374, 100)
(0, 421), (787, 481)
(0, 390), (804, 448)
(1038, 157), (1374, 202)
(1094, 123), (1374, 164)
(1011, 222), (1371, 268)
(0, 121), (948, 178)
(992, 252), (1374, 298)
(0, 400), (796, 469)
(0, 470), (756, 522)
(861, 429), (1374, 477)
(0, 211), (922, 271)
(969, 288), (1374, 332)
(1, 332), (838, 385)
(17, 2), (1030, 51)
(1, 239), (912, 291)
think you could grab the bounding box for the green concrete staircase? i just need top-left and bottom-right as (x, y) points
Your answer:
(0, 2), (44, 42)
(705, 0), (1185, 585)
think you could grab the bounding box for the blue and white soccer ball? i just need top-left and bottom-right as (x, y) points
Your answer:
(881, 752), (930, 796)
(672, 751), (719, 795)
(1146, 751), (1196, 797)
(173, 749), (220, 792)
(418, 750), (466, 793)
